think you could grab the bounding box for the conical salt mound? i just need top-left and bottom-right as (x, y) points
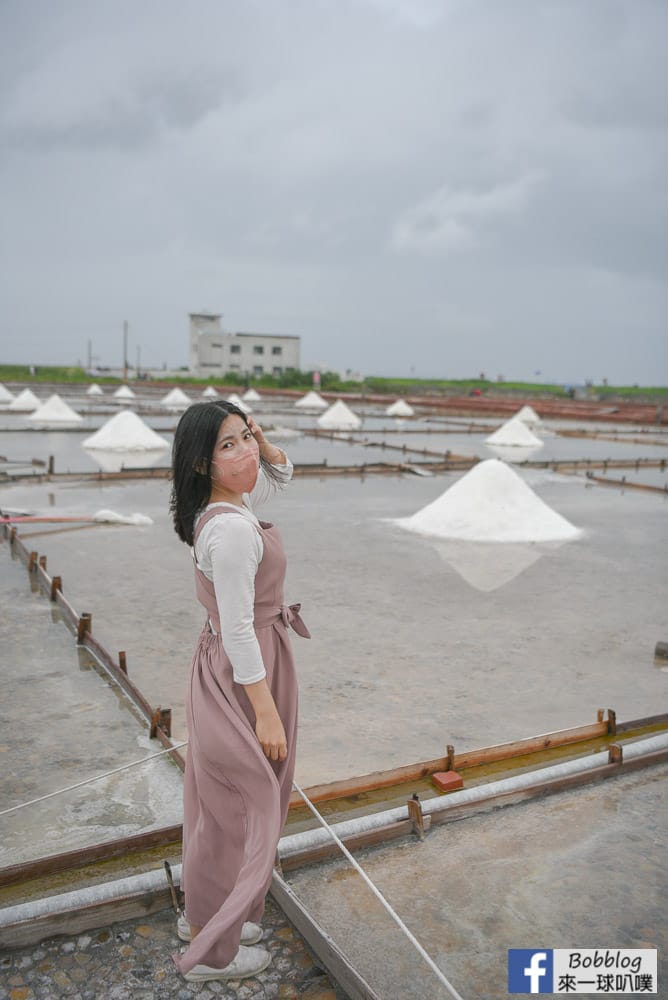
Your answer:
(242, 388), (262, 402)
(395, 459), (581, 542)
(295, 391), (327, 410)
(317, 399), (361, 430)
(486, 416), (542, 447)
(226, 393), (251, 413)
(113, 384), (136, 400)
(86, 383), (104, 396)
(0, 384), (14, 403)
(28, 394), (83, 424)
(161, 387), (191, 407)
(515, 405), (543, 429)
(202, 386), (219, 398)
(386, 399), (415, 417)
(8, 388), (40, 412)
(83, 411), (169, 451)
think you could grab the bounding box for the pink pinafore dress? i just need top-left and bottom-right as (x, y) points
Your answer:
(174, 505), (308, 975)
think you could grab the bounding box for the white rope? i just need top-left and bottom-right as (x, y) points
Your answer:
(0, 741), (188, 817)
(292, 779), (465, 1000)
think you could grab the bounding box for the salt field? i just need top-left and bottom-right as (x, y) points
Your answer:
(1, 394), (666, 996)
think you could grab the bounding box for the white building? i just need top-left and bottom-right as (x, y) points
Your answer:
(189, 313), (301, 378)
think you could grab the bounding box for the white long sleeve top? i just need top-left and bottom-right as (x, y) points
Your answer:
(193, 458), (293, 685)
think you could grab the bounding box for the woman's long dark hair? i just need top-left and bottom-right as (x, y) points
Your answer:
(169, 400), (282, 545)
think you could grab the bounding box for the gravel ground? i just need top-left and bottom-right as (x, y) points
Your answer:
(0, 899), (348, 1000)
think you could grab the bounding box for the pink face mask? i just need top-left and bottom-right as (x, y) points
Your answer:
(212, 446), (259, 495)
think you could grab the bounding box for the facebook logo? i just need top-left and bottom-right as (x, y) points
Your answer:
(508, 949), (554, 993)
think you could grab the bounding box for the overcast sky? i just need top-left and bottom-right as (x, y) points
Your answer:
(1, 0), (666, 383)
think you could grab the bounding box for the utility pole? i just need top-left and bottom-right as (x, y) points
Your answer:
(87, 339), (92, 371)
(123, 320), (128, 382)
(136, 344), (141, 379)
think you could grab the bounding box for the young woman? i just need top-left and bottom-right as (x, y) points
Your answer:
(169, 400), (309, 983)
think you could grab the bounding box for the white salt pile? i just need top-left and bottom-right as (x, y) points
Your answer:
(82, 411), (169, 451)
(113, 385), (136, 400)
(485, 416), (543, 448)
(8, 388), (41, 412)
(93, 509), (154, 525)
(242, 388), (262, 402)
(202, 386), (219, 398)
(295, 391), (328, 410)
(226, 393), (251, 413)
(394, 459), (581, 542)
(515, 404), (543, 429)
(317, 399), (361, 430)
(28, 394), (83, 424)
(161, 387), (191, 407)
(0, 384), (15, 403)
(86, 383), (104, 396)
(386, 399), (415, 417)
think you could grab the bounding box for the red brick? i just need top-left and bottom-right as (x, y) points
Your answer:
(432, 770), (464, 792)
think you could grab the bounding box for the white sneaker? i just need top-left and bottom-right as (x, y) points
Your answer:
(183, 944), (271, 982)
(176, 913), (263, 945)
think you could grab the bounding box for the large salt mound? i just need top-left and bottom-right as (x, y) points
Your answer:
(317, 399), (361, 430)
(86, 383), (104, 396)
(8, 388), (41, 412)
(395, 459), (581, 542)
(28, 394), (83, 424)
(161, 387), (191, 407)
(486, 416), (542, 447)
(515, 404), (543, 429)
(202, 386), (219, 398)
(386, 399), (415, 417)
(295, 391), (327, 410)
(83, 411), (169, 451)
(113, 385), (136, 400)
(226, 393), (251, 413)
(0, 384), (14, 403)
(242, 388), (262, 402)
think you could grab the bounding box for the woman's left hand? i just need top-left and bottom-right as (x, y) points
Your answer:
(248, 417), (286, 465)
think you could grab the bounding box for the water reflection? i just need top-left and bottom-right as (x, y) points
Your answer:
(83, 448), (170, 473)
(431, 538), (554, 591)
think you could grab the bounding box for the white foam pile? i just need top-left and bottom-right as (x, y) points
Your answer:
(202, 386), (219, 398)
(515, 404), (543, 429)
(86, 383), (104, 396)
(28, 394), (83, 424)
(113, 385), (136, 400)
(486, 416), (542, 447)
(82, 411), (170, 451)
(394, 459), (581, 542)
(242, 388), (262, 402)
(8, 388), (41, 412)
(161, 387), (191, 407)
(317, 399), (361, 430)
(294, 391), (327, 410)
(386, 398), (415, 417)
(0, 384), (15, 403)
(93, 509), (153, 525)
(226, 393), (251, 413)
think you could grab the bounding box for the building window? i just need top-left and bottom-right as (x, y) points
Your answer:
(253, 346), (264, 355)
(253, 365), (264, 375)
(229, 364), (240, 372)
(286, 367), (295, 373)
(230, 344), (241, 354)
(273, 366), (283, 376)
(272, 346), (282, 356)
(211, 343), (222, 349)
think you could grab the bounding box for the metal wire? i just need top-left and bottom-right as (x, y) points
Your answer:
(0, 741), (188, 817)
(292, 779), (465, 1000)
